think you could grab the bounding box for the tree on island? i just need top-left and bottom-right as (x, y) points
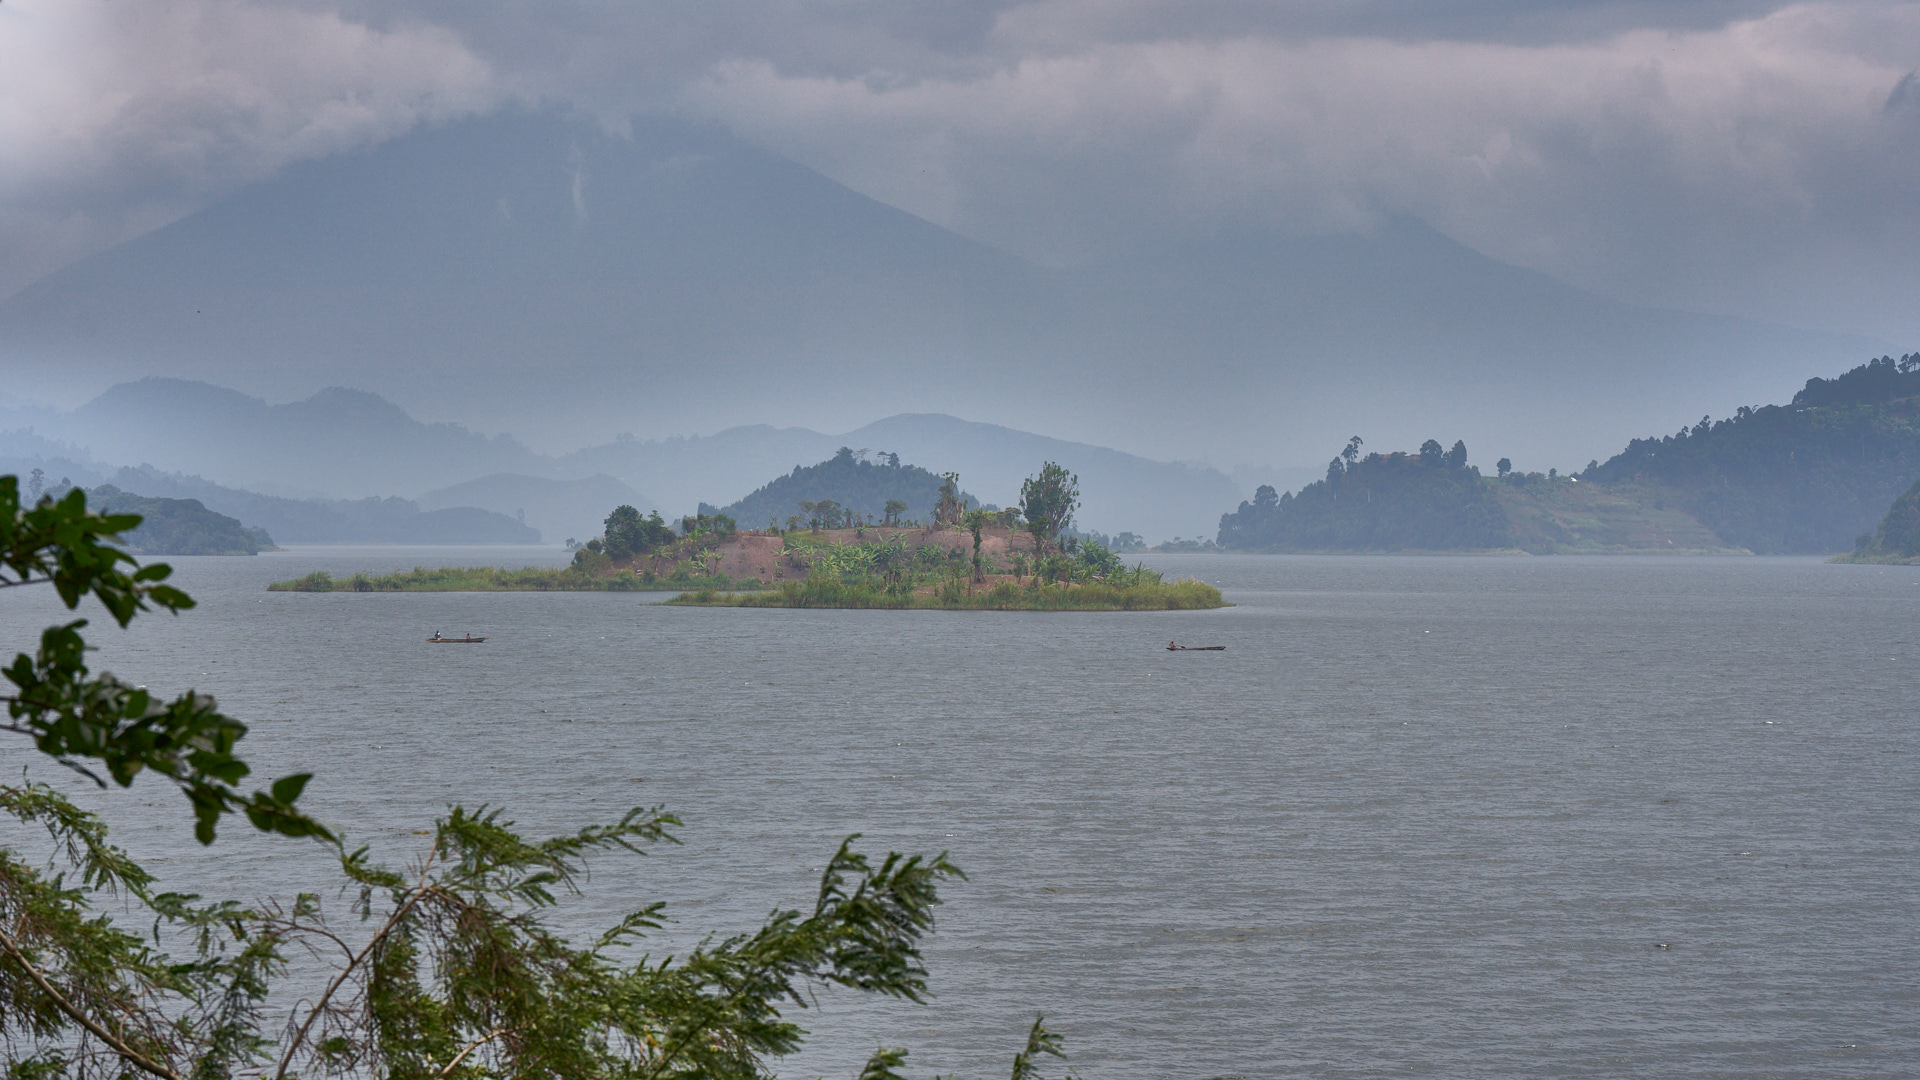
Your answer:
(601, 503), (675, 560)
(962, 506), (1012, 581)
(1021, 462), (1080, 554)
(680, 511), (737, 538)
(0, 474), (1074, 1078)
(933, 473), (966, 527)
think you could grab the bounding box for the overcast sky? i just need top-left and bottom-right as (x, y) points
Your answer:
(3, 0), (1917, 342)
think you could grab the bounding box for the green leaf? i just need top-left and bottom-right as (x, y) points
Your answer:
(270, 773), (312, 804)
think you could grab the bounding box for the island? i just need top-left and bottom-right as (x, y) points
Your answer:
(269, 459), (1229, 611)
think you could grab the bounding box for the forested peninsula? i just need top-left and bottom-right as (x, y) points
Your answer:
(1217, 353), (1920, 555)
(86, 483), (275, 555)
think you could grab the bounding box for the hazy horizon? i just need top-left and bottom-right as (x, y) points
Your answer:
(4, 1), (1917, 483)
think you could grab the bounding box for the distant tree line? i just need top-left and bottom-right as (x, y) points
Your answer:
(1217, 436), (1511, 551)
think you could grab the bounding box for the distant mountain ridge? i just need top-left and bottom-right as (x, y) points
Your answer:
(98, 467), (541, 544)
(561, 413), (1245, 539)
(28, 377), (550, 499)
(5, 378), (1247, 539)
(0, 108), (1877, 473)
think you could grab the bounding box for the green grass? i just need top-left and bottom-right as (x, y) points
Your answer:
(664, 577), (1228, 611)
(1828, 551), (1920, 565)
(266, 567), (766, 592)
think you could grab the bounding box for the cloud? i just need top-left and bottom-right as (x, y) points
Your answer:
(3, 0), (1917, 340)
(0, 0), (499, 295)
(670, 2), (1920, 337)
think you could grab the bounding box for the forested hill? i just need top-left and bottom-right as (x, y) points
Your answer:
(87, 485), (273, 555)
(1585, 353), (1920, 552)
(1835, 476), (1920, 563)
(1218, 440), (1512, 551)
(707, 448), (981, 529)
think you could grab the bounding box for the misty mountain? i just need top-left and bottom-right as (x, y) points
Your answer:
(417, 473), (651, 545)
(9, 373), (1246, 537)
(564, 413), (1246, 539)
(101, 467), (539, 544)
(0, 109), (1878, 473)
(8, 379), (548, 499)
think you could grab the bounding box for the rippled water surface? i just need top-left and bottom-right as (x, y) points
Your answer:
(3, 548), (1917, 1077)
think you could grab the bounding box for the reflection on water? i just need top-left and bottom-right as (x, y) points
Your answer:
(3, 548), (1917, 1077)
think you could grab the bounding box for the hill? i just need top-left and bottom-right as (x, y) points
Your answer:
(12, 378), (548, 500)
(1217, 441), (1512, 552)
(102, 467), (540, 544)
(1491, 477), (1738, 554)
(7, 378), (1244, 540)
(0, 108), (1874, 475)
(417, 473), (652, 546)
(1215, 354), (1920, 555)
(565, 413), (1242, 540)
(1584, 353), (1920, 552)
(706, 448), (979, 529)
(86, 484), (272, 555)
(1832, 476), (1920, 564)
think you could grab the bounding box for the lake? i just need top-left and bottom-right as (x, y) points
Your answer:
(3, 548), (1916, 1077)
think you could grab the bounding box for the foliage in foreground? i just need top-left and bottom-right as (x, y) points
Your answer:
(668, 575), (1226, 611)
(2, 472), (1079, 1077)
(0, 782), (1073, 1079)
(267, 566), (766, 593)
(0, 477), (322, 844)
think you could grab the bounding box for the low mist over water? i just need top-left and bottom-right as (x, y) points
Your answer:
(5, 550), (1914, 1076)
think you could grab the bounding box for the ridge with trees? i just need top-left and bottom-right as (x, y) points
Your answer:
(703, 447), (980, 531)
(1218, 353), (1920, 554)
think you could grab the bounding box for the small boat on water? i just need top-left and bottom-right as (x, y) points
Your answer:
(1167, 642), (1225, 651)
(428, 633), (487, 643)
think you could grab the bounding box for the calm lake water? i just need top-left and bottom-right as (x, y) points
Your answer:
(3, 548), (1917, 1077)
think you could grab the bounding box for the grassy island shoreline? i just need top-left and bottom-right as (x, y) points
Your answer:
(267, 567), (765, 592)
(666, 576), (1226, 611)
